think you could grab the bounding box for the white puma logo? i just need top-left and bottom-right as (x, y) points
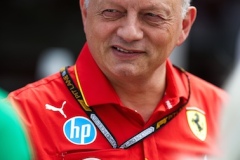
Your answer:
(45, 101), (67, 118)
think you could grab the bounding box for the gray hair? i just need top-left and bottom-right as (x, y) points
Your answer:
(83, 0), (191, 18)
(84, 0), (90, 8)
(182, 0), (191, 18)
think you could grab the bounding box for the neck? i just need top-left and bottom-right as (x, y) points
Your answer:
(109, 66), (167, 122)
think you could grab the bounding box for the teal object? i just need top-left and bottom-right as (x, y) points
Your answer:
(0, 88), (33, 160)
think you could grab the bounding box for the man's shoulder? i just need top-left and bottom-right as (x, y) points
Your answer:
(9, 66), (75, 99)
(172, 65), (227, 100)
(187, 71), (227, 101)
(10, 73), (61, 97)
(188, 72), (225, 91)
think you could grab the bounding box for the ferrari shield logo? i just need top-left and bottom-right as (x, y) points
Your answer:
(186, 107), (207, 141)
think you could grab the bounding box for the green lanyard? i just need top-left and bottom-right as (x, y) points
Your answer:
(60, 66), (190, 149)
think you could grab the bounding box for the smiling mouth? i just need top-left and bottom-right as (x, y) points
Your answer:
(112, 46), (144, 54)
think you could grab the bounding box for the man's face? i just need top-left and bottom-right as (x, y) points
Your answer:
(80, 0), (193, 80)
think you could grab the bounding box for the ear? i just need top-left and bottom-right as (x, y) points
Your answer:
(177, 7), (197, 46)
(79, 0), (88, 28)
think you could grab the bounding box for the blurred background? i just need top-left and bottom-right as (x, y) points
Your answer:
(1, 0), (240, 92)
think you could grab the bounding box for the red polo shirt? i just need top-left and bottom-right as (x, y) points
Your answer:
(8, 43), (227, 160)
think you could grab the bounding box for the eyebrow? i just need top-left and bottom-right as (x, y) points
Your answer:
(97, 0), (172, 14)
(141, 2), (172, 15)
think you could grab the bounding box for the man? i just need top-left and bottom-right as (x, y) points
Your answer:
(8, 0), (227, 159)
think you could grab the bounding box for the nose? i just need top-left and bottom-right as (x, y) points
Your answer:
(116, 15), (143, 42)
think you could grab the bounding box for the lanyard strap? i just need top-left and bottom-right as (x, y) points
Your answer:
(60, 66), (190, 149)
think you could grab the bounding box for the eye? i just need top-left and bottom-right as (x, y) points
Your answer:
(143, 13), (164, 24)
(101, 9), (124, 20)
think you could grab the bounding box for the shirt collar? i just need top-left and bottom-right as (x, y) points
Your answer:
(75, 43), (189, 107)
(163, 59), (189, 109)
(75, 43), (121, 106)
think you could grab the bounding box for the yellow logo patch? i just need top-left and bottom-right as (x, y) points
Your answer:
(186, 107), (207, 141)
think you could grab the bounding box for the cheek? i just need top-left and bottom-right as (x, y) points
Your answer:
(155, 27), (181, 51)
(87, 25), (114, 49)
(148, 31), (178, 60)
(150, 31), (171, 50)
